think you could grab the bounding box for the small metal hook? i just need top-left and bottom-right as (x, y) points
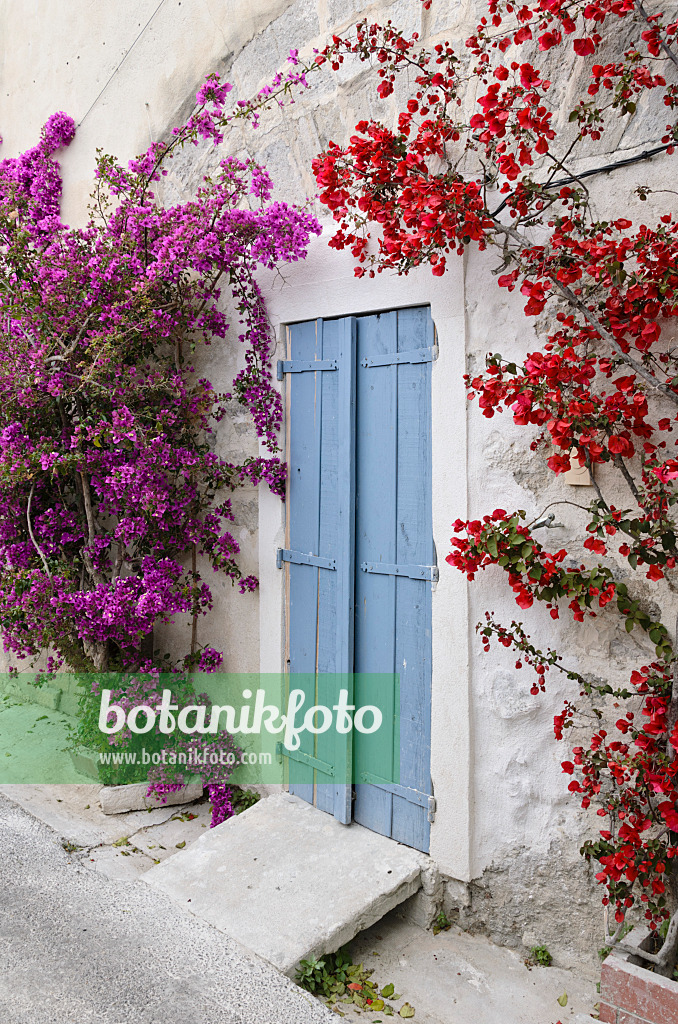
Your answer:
(531, 512), (565, 530)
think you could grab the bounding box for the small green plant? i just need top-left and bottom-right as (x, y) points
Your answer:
(432, 910), (451, 935)
(296, 948), (353, 998)
(231, 787), (260, 814)
(61, 839), (83, 854)
(529, 945), (553, 967)
(296, 949), (413, 1016)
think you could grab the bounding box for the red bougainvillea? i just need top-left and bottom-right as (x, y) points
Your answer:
(303, 0), (678, 971)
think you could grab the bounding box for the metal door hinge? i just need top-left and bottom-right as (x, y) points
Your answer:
(277, 548), (336, 571)
(361, 345), (438, 368)
(361, 561), (439, 583)
(427, 795), (436, 824)
(277, 358), (338, 380)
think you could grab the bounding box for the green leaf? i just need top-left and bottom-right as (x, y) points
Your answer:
(371, 999), (385, 1011)
(381, 984), (395, 998)
(175, 840), (186, 849)
(557, 993), (568, 1007)
(399, 1003), (415, 1018)
(486, 535), (499, 558)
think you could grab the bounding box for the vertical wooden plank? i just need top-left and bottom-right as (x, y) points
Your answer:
(314, 317), (355, 820)
(315, 317), (339, 814)
(286, 316), (355, 822)
(353, 311), (399, 838)
(287, 318), (323, 804)
(392, 306), (434, 853)
(333, 316), (356, 822)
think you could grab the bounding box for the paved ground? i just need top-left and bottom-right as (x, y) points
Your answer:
(0, 783), (216, 881)
(0, 784), (600, 1024)
(342, 909), (599, 1024)
(0, 694), (85, 784)
(0, 793), (335, 1024)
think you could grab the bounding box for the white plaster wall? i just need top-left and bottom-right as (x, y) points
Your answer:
(2, 0), (675, 967)
(0, 0), (299, 228)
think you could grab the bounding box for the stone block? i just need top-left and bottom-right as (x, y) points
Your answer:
(69, 746), (101, 781)
(59, 693), (81, 718)
(100, 781), (203, 815)
(395, 889), (441, 930)
(143, 792), (425, 975)
(6, 680), (61, 710)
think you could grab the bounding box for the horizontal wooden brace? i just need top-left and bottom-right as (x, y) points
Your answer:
(360, 346), (437, 368)
(358, 773), (435, 819)
(277, 743), (335, 777)
(277, 548), (336, 571)
(277, 358), (338, 380)
(360, 561), (439, 583)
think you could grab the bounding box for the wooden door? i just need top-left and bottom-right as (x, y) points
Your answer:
(281, 307), (435, 852)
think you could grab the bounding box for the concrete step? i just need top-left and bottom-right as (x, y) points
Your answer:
(143, 792), (427, 976)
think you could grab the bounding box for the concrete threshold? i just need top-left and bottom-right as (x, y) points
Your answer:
(143, 792), (427, 976)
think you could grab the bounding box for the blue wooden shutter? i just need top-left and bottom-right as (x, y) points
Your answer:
(282, 317), (356, 824)
(353, 306), (434, 853)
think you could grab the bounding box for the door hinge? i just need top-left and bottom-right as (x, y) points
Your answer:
(427, 795), (436, 824)
(361, 561), (439, 583)
(361, 345), (438, 368)
(277, 358), (338, 380)
(277, 548), (336, 571)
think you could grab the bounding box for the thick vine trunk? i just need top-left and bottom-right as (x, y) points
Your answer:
(666, 613), (678, 760)
(82, 639), (109, 672)
(615, 614), (678, 972)
(656, 867), (678, 977)
(655, 614), (678, 976)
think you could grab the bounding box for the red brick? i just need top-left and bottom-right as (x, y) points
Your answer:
(597, 1000), (617, 1023)
(601, 955), (678, 1023)
(618, 1011), (653, 1024)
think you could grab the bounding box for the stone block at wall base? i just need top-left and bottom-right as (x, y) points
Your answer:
(69, 746), (100, 781)
(4, 678), (61, 710)
(600, 927), (678, 1023)
(396, 862), (444, 929)
(58, 692), (81, 717)
(99, 781), (204, 815)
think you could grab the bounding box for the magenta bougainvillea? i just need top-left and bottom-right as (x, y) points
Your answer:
(0, 71), (319, 679)
(0, 63), (319, 821)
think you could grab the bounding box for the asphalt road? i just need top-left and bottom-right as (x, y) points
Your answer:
(0, 793), (333, 1024)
